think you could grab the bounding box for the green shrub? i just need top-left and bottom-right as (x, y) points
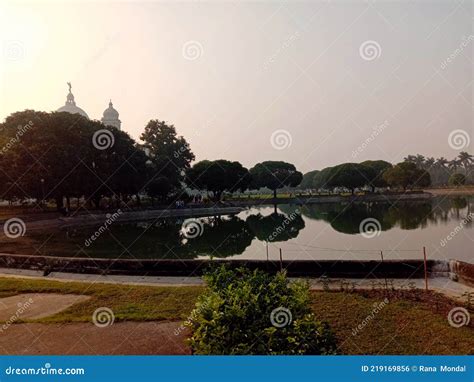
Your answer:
(186, 266), (337, 355)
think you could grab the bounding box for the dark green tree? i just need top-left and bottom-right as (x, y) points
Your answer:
(361, 160), (392, 192)
(325, 163), (375, 194)
(300, 170), (319, 189)
(383, 162), (431, 190)
(249, 161), (303, 199)
(186, 160), (250, 200)
(140, 119), (194, 192)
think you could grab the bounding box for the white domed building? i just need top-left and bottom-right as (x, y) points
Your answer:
(57, 82), (89, 119)
(101, 100), (121, 130)
(57, 83), (121, 130)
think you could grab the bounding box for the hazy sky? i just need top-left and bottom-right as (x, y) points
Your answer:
(0, 0), (472, 173)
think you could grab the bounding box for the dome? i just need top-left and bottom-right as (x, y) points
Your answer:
(57, 104), (89, 119)
(103, 100), (119, 120)
(101, 100), (121, 130)
(57, 82), (89, 119)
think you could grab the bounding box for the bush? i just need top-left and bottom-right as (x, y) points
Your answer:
(448, 173), (466, 186)
(186, 266), (337, 355)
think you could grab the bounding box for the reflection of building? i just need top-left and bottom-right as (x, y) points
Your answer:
(57, 82), (121, 130)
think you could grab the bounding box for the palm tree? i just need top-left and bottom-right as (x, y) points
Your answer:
(414, 154), (426, 169)
(403, 155), (417, 163)
(449, 159), (461, 173)
(425, 157), (435, 169)
(457, 151), (473, 173)
(435, 157), (449, 169)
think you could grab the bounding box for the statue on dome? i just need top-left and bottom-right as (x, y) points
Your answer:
(67, 82), (72, 93)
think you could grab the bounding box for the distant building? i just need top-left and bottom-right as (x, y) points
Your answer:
(57, 82), (89, 119)
(57, 82), (121, 130)
(101, 100), (121, 130)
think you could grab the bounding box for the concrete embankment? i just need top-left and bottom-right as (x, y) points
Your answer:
(0, 253), (453, 279)
(0, 206), (245, 232)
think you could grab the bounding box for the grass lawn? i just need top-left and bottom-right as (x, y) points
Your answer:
(0, 277), (472, 354)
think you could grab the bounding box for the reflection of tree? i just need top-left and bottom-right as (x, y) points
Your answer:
(301, 203), (394, 234)
(66, 220), (196, 259)
(246, 212), (305, 243)
(183, 216), (254, 258)
(385, 202), (432, 230)
(300, 197), (473, 233)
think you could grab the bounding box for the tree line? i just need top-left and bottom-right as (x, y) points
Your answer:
(300, 160), (431, 192)
(0, 111), (302, 210)
(1, 110), (468, 211)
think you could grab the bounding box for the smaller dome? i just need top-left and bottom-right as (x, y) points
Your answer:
(103, 100), (119, 120)
(101, 99), (121, 130)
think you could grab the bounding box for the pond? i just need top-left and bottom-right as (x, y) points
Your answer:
(25, 196), (473, 263)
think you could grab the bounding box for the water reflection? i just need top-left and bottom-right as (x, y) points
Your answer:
(53, 196), (473, 259)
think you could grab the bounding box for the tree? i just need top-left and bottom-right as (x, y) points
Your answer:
(0, 110), (149, 210)
(457, 151), (473, 174)
(186, 160), (250, 200)
(361, 160), (392, 192)
(249, 161), (302, 199)
(300, 170), (319, 189)
(312, 166), (334, 190)
(324, 163), (375, 194)
(448, 173), (466, 186)
(382, 162), (431, 190)
(140, 119), (194, 190)
(146, 176), (174, 205)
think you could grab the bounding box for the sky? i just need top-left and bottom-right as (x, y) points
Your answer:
(0, 0), (472, 173)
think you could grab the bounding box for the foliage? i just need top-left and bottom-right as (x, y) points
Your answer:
(448, 173), (466, 186)
(361, 160), (392, 190)
(249, 161), (303, 198)
(0, 110), (149, 209)
(186, 266), (337, 355)
(300, 170), (319, 189)
(186, 160), (250, 200)
(404, 152), (473, 186)
(140, 119), (194, 192)
(383, 162), (431, 190)
(246, 211), (305, 243)
(324, 163), (376, 193)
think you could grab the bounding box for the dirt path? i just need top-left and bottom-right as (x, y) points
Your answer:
(0, 293), (90, 320)
(0, 321), (190, 355)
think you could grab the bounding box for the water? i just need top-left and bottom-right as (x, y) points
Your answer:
(36, 196), (473, 263)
